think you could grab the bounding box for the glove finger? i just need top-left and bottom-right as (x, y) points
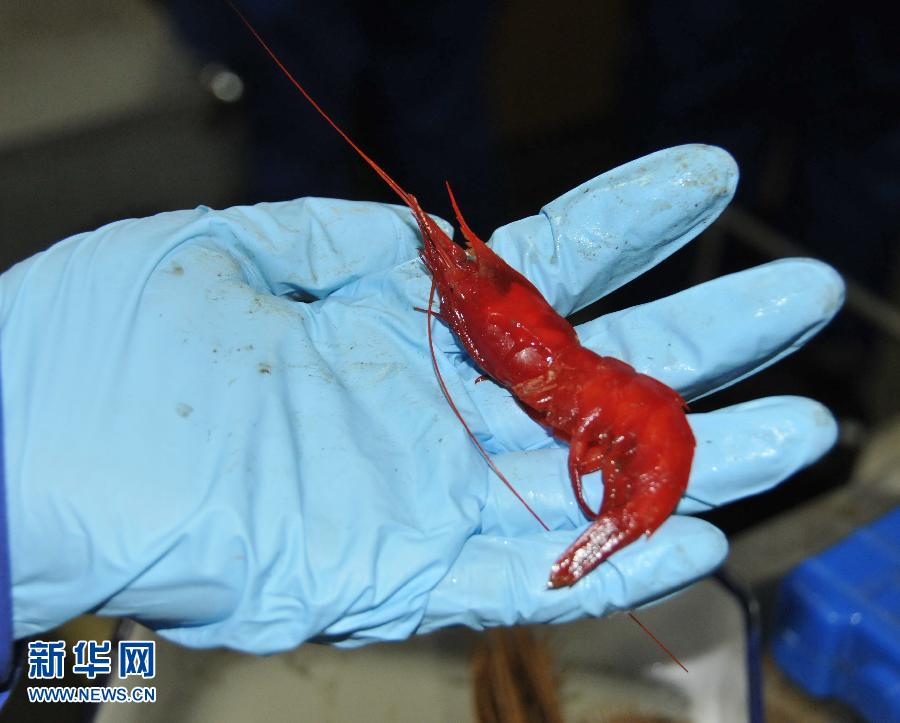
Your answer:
(677, 396), (837, 513)
(204, 198), (434, 298)
(575, 258), (844, 401)
(487, 144), (738, 315)
(419, 516), (726, 633)
(479, 396), (836, 536)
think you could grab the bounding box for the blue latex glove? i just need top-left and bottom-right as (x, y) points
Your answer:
(0, 145), (842, 652)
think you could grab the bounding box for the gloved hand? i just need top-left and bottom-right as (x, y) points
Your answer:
(0, 145), (842, 653)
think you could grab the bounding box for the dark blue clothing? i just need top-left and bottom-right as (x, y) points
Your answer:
(0, 350), (14, 706)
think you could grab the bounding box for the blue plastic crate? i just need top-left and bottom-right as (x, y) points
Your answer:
(772, 506), (900, 722)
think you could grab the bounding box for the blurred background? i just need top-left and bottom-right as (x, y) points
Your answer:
(2, 0), (898, 720)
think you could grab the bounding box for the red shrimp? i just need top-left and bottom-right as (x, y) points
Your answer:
(227, 2), (695, 589)
(425, 186), (695, 587)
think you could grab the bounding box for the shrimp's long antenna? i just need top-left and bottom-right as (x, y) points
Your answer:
(628, 612), (688, 673)
(225, 0), (409, 205)
(225, 1), (548, 533)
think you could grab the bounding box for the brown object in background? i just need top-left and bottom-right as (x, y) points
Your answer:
(471, 627), (564, 723)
